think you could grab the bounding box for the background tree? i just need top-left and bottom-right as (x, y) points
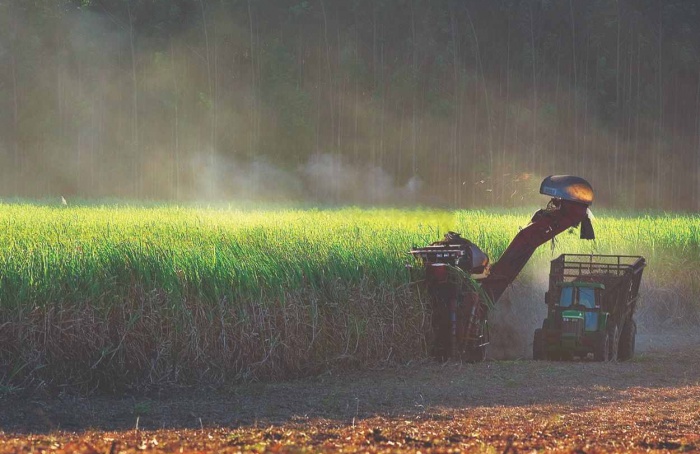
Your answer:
(1, 0), (699, 210)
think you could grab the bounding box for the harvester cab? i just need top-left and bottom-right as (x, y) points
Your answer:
(410, 175), (596, 362)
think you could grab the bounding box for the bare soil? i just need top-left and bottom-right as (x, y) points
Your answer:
(1, 330), (699, 453)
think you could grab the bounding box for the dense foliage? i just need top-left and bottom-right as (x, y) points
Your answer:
(1, 1), (700, 209)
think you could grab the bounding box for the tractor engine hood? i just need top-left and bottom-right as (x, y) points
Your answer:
(540, 175), (594, 205)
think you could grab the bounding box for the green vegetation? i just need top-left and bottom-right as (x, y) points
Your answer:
(0, 203), (698, 392)
(0, 204), (452, 306)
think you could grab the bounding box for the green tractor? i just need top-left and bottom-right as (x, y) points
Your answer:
(533, 254), (646, 362)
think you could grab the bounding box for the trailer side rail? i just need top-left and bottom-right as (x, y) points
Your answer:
(550, 254), (645, 281)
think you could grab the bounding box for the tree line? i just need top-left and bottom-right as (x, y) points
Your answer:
(1, 0), (699, 210)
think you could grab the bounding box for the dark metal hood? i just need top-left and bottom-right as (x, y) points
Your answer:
(540, 175), (594, 205)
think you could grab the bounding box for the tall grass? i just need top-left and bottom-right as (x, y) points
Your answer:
(0, 203), (698, 392)
(0, 205), (453, 304)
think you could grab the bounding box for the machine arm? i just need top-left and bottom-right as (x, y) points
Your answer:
(481, 176), (594, 304)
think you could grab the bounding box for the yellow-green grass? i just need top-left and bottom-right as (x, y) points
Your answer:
(0, 205), (451, 305)
(0, 204), (698, 392)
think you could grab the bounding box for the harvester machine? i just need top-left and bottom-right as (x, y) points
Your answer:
(410, 175), (595, 361)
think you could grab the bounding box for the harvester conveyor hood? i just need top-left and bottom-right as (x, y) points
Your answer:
(540, 175), (594, 205)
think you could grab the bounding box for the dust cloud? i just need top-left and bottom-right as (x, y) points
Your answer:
(486, 266), (549, 360)
(181, 152), (423, 204)
(301, 154), (423, 204)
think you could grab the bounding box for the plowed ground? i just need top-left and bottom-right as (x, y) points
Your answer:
(1, 332), (699, 453)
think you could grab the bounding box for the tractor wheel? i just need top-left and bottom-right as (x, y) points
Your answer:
(464, 344), (486, 363)
(593, 330), (610, 362)
(618, 319), (636, 361)
(608, 325), (619, 362)
(533, 329), (546, 360)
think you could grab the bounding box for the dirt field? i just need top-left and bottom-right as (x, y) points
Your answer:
(1, 330), (699, 453)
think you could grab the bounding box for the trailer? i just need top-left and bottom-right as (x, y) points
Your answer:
(533, 254), (646, 362)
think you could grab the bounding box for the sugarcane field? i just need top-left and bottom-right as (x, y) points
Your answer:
(2, 1), (700, 453)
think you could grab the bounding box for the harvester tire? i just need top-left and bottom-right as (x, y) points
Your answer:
(431, 306), (452, 361)
(533, 329), (546, 360)
(618, 319), (636, 361)
(593, 331), (609, 362)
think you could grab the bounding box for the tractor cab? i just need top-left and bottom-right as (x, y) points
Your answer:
(556, 282), (605, 333)
(538, 280), (610, 359)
